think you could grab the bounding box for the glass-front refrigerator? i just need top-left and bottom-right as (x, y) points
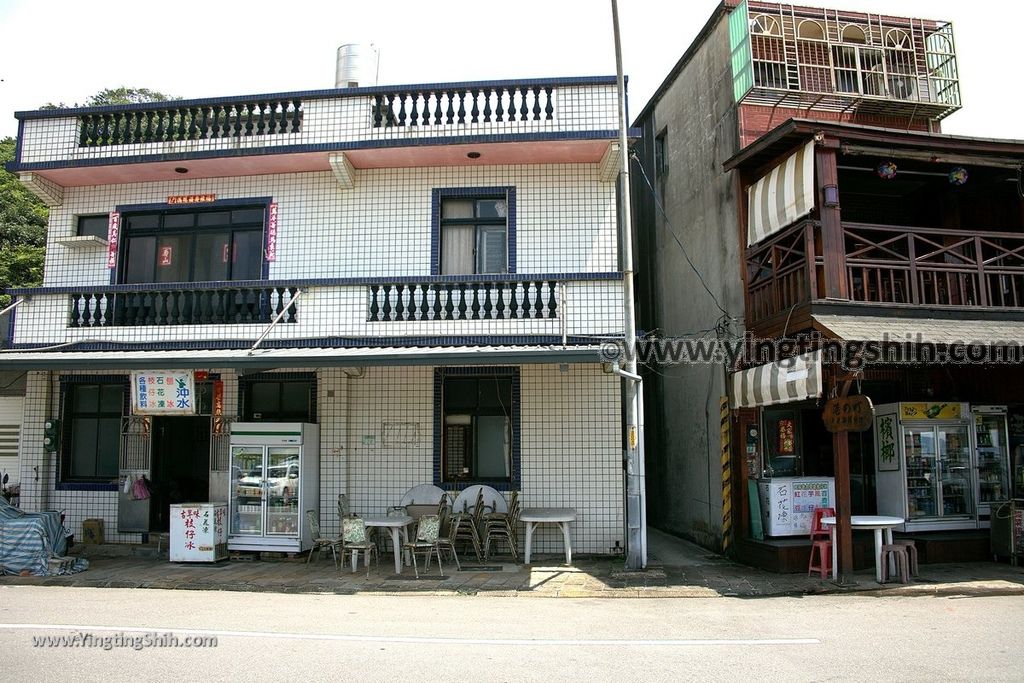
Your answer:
(874, 403), (977, 531)
(228, 422), (319, 553)
(972, 406), (1011, 524)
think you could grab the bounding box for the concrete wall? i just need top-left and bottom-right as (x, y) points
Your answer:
(632, 13), (747, 550)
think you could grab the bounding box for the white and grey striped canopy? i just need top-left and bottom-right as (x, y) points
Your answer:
(730, 350), (822, 409)
(746, 140), (816, 246)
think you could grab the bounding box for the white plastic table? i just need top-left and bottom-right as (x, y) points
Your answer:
(520, 507), (576, 565)
(363, 514), (413, 575)
(821, 515), (904, 583)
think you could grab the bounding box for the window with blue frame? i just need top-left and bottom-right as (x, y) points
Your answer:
(120, 206), (265, 284)
(439, 370), (517, 484)
(438, 193), (510, 275)
(62, 382), (124, 483)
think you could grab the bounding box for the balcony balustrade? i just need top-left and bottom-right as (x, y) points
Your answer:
(14, 77), (618, 168)
(68, 285), (300, 328)
(746, 220), (1024, 324)
(367, 280), (559, 322)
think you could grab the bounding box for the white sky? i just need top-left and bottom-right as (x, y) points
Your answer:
(0, 0), (1021, 140)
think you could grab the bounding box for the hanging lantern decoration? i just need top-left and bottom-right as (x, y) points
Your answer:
(876, 161), (898, 180)
(949, 166), (969, 186)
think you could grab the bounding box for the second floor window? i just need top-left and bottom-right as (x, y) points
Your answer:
(440, 195), (508, 275)
(120, 206), (265, 284)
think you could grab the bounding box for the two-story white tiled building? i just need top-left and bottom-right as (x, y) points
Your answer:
(3, 75), (629, 557)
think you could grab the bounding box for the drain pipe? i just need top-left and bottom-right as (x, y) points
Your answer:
(248, 289), (306, 355)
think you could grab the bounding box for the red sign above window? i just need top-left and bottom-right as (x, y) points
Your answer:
(159, 246), (173, 266)
(167, 194), (216, 205)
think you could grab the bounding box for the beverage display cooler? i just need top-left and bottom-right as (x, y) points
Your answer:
(227, 423), (319, 553)
(972, 406), (1012, 521)
(874, 403), (1013, 532)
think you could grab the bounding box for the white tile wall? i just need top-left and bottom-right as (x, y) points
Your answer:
(21, 363), (624, 555)
(15, 164), (621, 346)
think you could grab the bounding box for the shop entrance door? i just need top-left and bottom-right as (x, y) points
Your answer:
(149, 416), (211, 532)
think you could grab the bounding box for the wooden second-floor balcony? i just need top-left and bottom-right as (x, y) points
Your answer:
(746, 220), (1024, 332)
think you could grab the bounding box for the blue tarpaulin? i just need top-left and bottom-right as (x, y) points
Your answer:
(0, 499), (87, 576)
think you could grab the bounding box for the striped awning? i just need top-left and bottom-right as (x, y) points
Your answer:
(746, 140), (815, 246)
(730, 350), (823, 409)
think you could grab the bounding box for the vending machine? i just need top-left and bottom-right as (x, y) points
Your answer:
(227, 423), (319, 553)
(874, 403), (977, 532)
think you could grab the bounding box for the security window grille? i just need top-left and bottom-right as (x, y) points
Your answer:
(244, 380), (313, 422)
(442, 373), (512, 482)
(440, 196), (508, 275)
(62, 383), (123, 482)
(77, 215), (109, 239)
(120, 206), (265, 284)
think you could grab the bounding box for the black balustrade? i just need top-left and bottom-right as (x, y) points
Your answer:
(78, 99), (303, 147)
(372, 85), (555, 128)
(368, 281), (558, 322)
(68, 286), (300, 327)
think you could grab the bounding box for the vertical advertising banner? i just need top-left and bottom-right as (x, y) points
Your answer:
(106, 212), (120, 268)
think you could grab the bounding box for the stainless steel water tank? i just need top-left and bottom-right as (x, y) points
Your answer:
(335, 44), (379, 89)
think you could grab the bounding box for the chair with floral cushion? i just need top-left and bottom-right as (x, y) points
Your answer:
(306, 510), (341, 568)
(402, 513), (444, 578)
(341, 516), (378, 577)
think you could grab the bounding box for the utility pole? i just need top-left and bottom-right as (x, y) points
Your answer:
(611, 0), (646, 570)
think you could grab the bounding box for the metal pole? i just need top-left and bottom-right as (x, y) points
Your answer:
(611, 0), (646, 570)
(248, 289), (305, 354)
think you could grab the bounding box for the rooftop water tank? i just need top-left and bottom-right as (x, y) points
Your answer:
(335, 44), (379, 89)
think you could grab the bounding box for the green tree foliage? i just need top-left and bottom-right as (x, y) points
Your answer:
(41, 86), (178, 109)
(0, 137), (48, 307)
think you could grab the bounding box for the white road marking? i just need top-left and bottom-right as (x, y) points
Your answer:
(0, 623), (819, 647)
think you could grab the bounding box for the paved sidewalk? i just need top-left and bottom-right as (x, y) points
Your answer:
(2, 529), (1021, 598)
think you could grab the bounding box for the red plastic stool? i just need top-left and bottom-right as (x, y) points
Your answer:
(808, 538), (832, 578)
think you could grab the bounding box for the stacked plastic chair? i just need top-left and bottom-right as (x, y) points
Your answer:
(449, 490), (484, 562)
(483, 491), (520, 561)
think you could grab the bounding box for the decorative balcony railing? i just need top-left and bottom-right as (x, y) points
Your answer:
(68, 285), (300, 327)
(745, 221), (1024, 324)
(371, 85), (554, 128)
(843, 223), (1024, 309)
(7, 275), (622, 349)
(367, 280), (559, 322)
(13, 77), (619, 167)
(78, 99), (303, 147)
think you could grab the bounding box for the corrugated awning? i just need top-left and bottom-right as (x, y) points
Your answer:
(730, 351), (822, 409)
(0, 344), (604, 370)
(813, 314), (1024, 345)
(746, 140), (815, 246)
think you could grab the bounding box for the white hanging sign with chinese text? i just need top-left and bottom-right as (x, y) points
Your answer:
(131, 371), (196, 415)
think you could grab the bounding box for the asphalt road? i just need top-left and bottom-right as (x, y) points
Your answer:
(1, 585), (1020, 682)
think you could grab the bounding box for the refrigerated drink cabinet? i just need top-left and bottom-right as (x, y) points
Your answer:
(228, 423), (319, 553)
(972, 406), (1012, 521)
(874, 403), (977, 531)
